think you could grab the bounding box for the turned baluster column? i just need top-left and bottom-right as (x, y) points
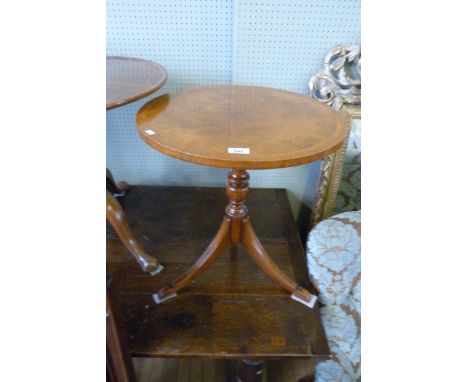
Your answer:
(225, 169), (250, 244)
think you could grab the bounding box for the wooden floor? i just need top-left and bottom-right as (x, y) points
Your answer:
(133, 358), (316, 382)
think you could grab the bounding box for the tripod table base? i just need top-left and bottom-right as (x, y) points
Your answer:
(153, 169), (317, 309)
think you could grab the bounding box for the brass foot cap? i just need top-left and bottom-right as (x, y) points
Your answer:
(149, 264), (164, 276)
(153, 290), (177, 304)
(291, 291), (317, 309)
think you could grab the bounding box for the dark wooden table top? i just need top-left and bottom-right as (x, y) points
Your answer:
(106, 56), (167, 110)
(107, 186), (330, 360)
(136, 85), (346, 169)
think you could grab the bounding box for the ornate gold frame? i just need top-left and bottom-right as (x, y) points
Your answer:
(309, 45), (361, 227)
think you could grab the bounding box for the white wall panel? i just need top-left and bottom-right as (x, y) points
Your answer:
(106, 0), (361, 220)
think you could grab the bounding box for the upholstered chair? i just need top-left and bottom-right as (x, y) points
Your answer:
(298, 44), (362, 382)
(306, 210), (361, 382)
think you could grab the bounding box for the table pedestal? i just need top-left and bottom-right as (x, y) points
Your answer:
(154, 169), (317, 308)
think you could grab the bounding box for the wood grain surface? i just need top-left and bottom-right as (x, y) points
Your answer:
(136, 86), (346, 169)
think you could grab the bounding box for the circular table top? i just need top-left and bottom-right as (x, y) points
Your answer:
(106, 56), (168, 110)
(136, 86), (346, 170)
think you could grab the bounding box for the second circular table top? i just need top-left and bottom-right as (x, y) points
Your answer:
(136, 85), (346, 170)
(106, 56), (168, 110)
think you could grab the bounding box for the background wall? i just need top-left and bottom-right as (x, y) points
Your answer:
(106, 0), (361, 225)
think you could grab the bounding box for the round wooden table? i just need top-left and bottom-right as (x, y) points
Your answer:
(136, 85), (346, 308)
(106, 56), (167, 110)
(106, 56), (168, 276)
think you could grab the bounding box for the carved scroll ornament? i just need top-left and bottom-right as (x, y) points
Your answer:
(309, 45), (361, 111)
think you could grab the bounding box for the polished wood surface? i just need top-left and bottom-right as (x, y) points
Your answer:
(136, 85), (346, 169)
(107, 56), (168, 110)
(107, 186), (330, 360)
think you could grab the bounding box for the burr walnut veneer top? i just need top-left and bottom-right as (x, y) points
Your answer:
(136, 86), (346, 170)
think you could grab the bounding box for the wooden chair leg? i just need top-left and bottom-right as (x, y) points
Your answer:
(107, 191), (163, 275)
(153, 217), (230, 304)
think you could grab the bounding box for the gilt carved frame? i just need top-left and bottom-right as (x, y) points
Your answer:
(309, 45), (361, 226)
